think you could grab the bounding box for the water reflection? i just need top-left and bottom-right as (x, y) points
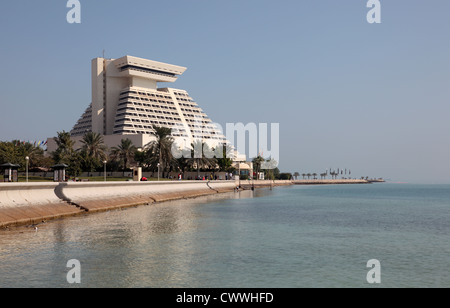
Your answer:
(0, 190), (260, 287)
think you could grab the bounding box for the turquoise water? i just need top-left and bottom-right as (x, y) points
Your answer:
(0, 184), (449, 288)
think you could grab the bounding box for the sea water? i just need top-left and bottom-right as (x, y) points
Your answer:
(0, 184), (449, 288)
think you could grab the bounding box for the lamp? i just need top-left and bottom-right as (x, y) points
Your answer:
(103, 161), (107, 182)
(25, 156), (29, 183)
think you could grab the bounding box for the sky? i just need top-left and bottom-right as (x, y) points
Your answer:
(0, 0), (449, 184)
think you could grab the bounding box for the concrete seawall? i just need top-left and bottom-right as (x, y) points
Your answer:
(0, 179), (381, 228)
(239, 179), (372, 189)
(57, 181), (237, 212)
(240, 180), (294, 189)
(292, 179), (372, 185)
(0, 183), (83, 228)
(0, 181), (238, 228)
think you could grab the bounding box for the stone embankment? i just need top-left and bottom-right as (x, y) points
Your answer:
(0, 181), (238, 229)
(292, 179), (374, 185)
(239, 179), (374, 189)
(0, 178), (384, 229)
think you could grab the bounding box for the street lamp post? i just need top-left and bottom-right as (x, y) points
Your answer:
(238, 161), (241, 188)
(25, 156), (29, 183)
(157, 163), (161, 181)
(103, 161), (107, 182)
(252, 164), (255, 191)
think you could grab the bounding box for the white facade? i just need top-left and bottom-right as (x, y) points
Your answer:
(66, 55), (232, 153)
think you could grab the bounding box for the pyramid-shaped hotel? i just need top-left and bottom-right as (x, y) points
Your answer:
(48, 55), (239, 157)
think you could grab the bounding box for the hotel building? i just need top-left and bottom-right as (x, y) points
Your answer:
(48, 55), (243, 159)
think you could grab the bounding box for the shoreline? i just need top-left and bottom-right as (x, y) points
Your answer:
(0, 179), (384, 230)
(239, 179), (382, 189)
(292, 179), (379, 185)
(0, 180), (238, 230)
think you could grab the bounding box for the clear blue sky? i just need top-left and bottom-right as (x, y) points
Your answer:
(1, 0), (449, 183)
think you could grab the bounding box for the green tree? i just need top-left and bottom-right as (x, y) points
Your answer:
(110, 139), (137, 172)
(273, 167), (281, 179)
(176, 157), (189, 175)
(78, 132), (108, 174)
(79, 132), (107, 162)
(279, 173), (293, 180)
(0, 141), (18, 165)
(134, 149), (149, 169)
(52, 131), (75, 164)
(19, 142), (46, 170)
(67, 153), (82, 177)
(16, 141), (42, 166)
(145, 125), (175, 176)
(1, 141), (49, 171)
(252, 155), (265, 179)
(216, 144), (234, 172)
(187, 140), (217, 178)
(51, 131), (84, 177)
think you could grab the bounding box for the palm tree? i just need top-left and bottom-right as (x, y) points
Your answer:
(110, 139), (137, 172)
(252, 155), (265, 179)
(145, 125), (175, 177)
(18, 141), (40, 160)
(312, 173), (318, 180)
(52, 131), (83, 177)
(307, 173), (312, 180)
(293, 172), (300, 180)
(79, 132), (107, 175)
(80, 132), (108, 162)
(9, 141), (45, 170)
(176, 157), (190, 175)
(302, 173), (306, 180)
(52, 131), (76, 163)
(216, 144), (234, 172)
(187, 140), (217, 178)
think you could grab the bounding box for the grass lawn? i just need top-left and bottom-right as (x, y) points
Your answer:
(17, 176), (54, 182)
(16, 176), (171, 182)
(77, 176), (172, 182)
